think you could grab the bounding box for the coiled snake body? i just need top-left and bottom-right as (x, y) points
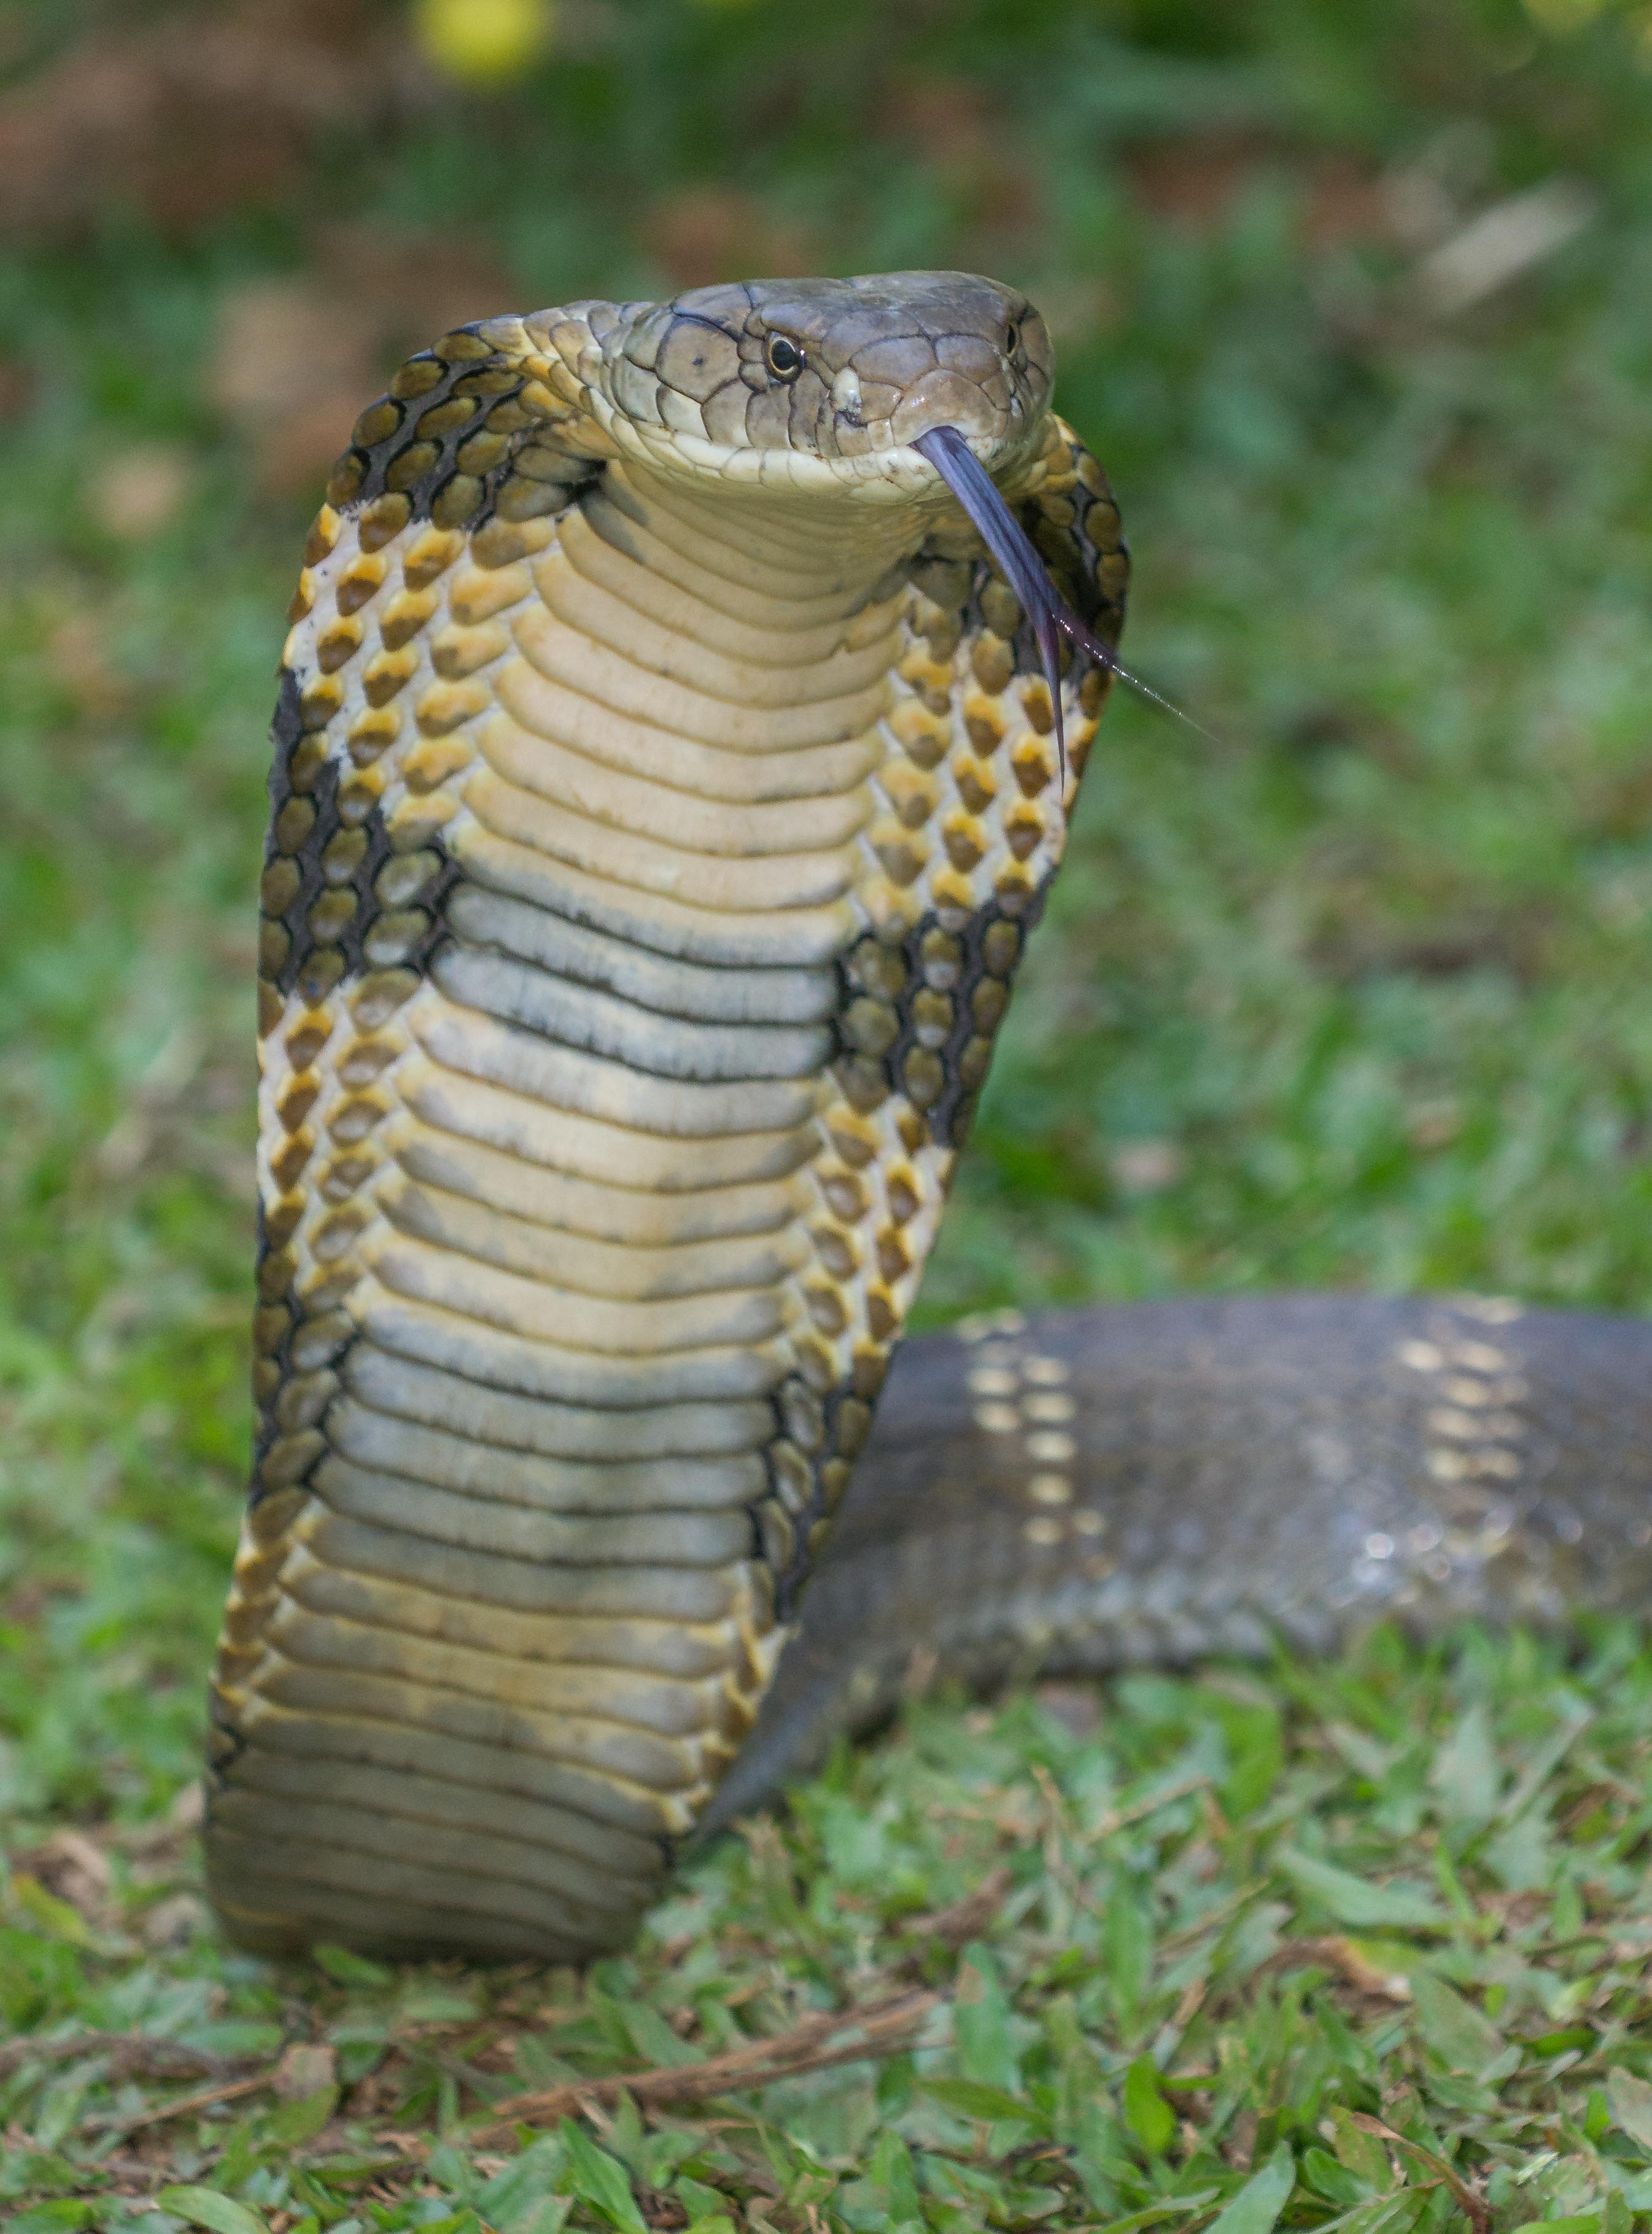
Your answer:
(205, 273), (1652, 1962)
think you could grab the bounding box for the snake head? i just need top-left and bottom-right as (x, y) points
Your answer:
(580, 270), (1132, 770)
(592, 270), (1055, 490)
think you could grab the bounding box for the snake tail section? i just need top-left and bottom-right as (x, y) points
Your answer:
(708, 1290), (1652, 1826)
(206, 277), (1127, 1959)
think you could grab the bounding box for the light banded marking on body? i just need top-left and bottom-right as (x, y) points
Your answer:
(964, 1341), (1086, 1537)
(1390, 1303), (1540, 1584)
(956, 1307), (1028, 1343)
(1397, 1340), (1445, 1372)
(1023, 1356), (1069, 1385)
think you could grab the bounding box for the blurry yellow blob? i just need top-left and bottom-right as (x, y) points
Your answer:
(416, 0), (553, 83)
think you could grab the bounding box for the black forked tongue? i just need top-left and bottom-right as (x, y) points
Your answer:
(913, 424), (1212, 783)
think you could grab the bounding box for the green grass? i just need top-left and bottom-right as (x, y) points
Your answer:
(10, 1635), (1652, 2232)
(7, 0), (1652, 2220)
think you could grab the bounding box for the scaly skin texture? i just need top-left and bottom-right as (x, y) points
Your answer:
(708, 1291), (1652, 1831)
(206, 273), (1125, 1959)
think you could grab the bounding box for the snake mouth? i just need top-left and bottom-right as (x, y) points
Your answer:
(913, 424), (1122, 779)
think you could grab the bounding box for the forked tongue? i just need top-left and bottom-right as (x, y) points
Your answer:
(913, 424), (1212, 781)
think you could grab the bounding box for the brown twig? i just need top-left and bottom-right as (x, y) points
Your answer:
(1157, 1879), (1268, 1957)
(475, 1988), (944, 2142)
(1096, 1774), (1214, 1837)
(1349, 2111), (1491, 2234)
(0, 2031), (256, 2084)
(1260, 1936), (1413, 2003)
(899, 1868), (1014, 1949)
(90, 2071), (272, 2135)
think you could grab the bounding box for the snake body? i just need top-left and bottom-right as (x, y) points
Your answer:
(204, 273), (1645, 1964)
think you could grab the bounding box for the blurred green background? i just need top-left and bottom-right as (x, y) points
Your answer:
(2, 0), (1652, 1941)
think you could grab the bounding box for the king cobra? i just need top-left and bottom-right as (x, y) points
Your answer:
(205, 272), (1652, 1962)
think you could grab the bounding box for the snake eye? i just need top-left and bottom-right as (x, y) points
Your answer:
(1005, 320), (1023, 359)
(764, 333), (805, 383)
